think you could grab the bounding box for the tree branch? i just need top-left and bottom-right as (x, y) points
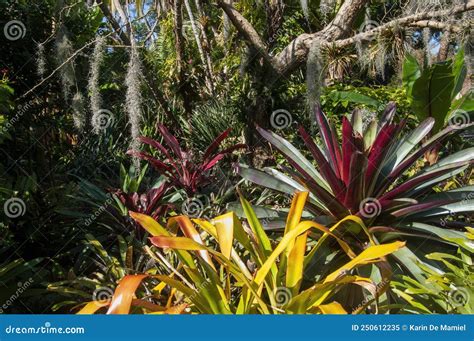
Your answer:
(408, 20), (461, 33)
(321, 0), (370, 40)
(216, 0), (277, 69)
(275, 0), (473, 75)
(333, 1), (473, 49)
(98, 0), (131, 46)
(273, 0), (370, 75)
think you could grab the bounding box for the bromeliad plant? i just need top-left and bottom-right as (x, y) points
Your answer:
(47, 234), (167, 313)
(128, 124), (246, 195)
(238, 103), (473, 279)
(112, 184), (171, 221)
(77, 192), (406, 314)
(391, 229), (474, 314)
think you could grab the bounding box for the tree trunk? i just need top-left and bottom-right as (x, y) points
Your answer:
(173, 0), (194, 119)
(437, 31), (451, 61)
(183, 0), (214, 94)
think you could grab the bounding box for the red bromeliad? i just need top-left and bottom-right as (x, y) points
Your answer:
(128, 124), (246, 195)
(238, 103), (473, 279)
(112, 184), (172, 221)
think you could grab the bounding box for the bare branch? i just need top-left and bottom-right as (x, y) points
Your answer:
(274, 0), (473, 75)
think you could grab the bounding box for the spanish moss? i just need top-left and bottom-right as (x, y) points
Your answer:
(36, 43), (46, 79)
(125, 46), (143, 169)
(55, 27), (75, 101)
(89, 36), (106, 134)
(72, 91), (86, 131)
(306, 39), (324, 122)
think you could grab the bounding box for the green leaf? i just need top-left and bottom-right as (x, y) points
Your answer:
(237, 165), (299, 196)
(402, 53), (421, 97)
(395, 222), (474, 253)
(452, 48), (467, 97)
(410, 62), (455, 133)
(327, 91), (381, 108)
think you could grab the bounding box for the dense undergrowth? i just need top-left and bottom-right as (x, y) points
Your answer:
(0, 0), (472, 315)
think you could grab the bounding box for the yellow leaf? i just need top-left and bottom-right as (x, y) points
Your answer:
(286, 232), (307, 292)
(170, 216), (216, 270)
(285, 192), (308, 235)
(76, 301), (107, 314)
(286, 192), (309, 292)
(254, 220), (315, 286)
(152, 281), (167, 294)
(324, 241), (406, 283)
(318, 302), (348, 314)
(150, 303), (188, 314)
(129, 211), (169, 237)
(107, 274), (148, 314)
(213, 212), (235, 259)
(150, 236), (207, 251)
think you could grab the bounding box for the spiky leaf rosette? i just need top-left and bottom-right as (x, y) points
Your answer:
(127, 125), (246, 196)
(238, 103), (473, 280)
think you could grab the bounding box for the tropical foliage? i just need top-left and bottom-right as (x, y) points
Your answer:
(239, 102), (473, 282)
(0, 0), (472, 315)
(76, 192), (406, 314)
